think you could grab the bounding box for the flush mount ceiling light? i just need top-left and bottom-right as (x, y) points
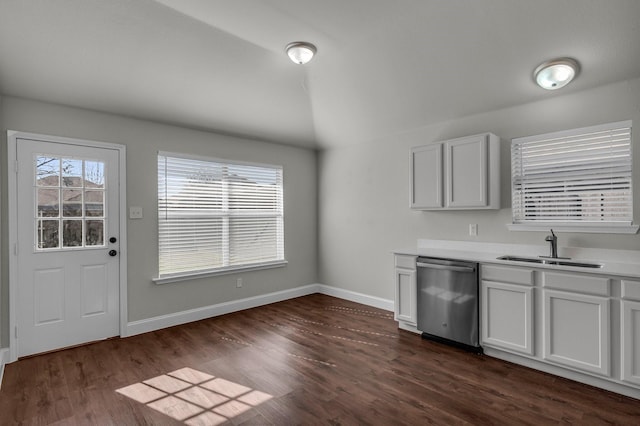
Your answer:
(534, 58), (580, 90)
(285, 42), (316, 65)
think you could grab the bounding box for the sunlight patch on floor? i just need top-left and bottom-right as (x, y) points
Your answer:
(116, 367), (272, 425)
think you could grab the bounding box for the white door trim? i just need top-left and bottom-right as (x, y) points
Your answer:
(7, 130), (128, 362)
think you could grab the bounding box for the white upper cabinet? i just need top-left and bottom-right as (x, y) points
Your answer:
(446, 135), (488, 208)
(410, 133), (500, 210)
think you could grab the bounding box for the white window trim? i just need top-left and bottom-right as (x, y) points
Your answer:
(152, 259), (288, 285)
(156, 151), (285, 281)
(509, 120), (637, 234)
(507, 223), (639, 234)
(158, 150), (282, 172)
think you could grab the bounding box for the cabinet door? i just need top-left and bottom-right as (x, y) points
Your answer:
(481, 281), (534, 355)
(410, 144), (442, 209)
(395, 268), (417, 325)
(445, 135), (487, 208)
(622, 300), (640, 385)
(543, 290), (610, 376)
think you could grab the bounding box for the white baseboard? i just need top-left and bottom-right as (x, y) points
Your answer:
(316, 284), (394, 311)
(125, 284), (319, 337)
(0, 347), (9, 389)
(125, 283), (393, 337)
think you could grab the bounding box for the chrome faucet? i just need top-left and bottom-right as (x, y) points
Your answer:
(545, 229), (558, 258)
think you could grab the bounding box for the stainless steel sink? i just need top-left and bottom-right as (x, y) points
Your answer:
(497, 255), (602, 269)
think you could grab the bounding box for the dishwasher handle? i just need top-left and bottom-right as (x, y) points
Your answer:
(416, 262), (476, 273)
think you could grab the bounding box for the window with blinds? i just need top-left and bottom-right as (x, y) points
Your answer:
(157, 153), (284, 278)
(511, 121), (634, 230)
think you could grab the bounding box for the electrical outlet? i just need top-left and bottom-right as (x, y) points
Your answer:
(236, 278), (243, 288)
(469, 224), (478, 236)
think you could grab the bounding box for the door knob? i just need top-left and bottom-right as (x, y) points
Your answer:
(109, 250), (118, 257)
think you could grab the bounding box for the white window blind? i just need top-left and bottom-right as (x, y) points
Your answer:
(158, 153), (284, 278)
(511, 121), (633, 227)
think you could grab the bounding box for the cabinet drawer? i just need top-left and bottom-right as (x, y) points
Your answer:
(543, 272), (609, 296)
(395, 255), (417, 270)
(622, 280), (640, 301)
(481, 265), (533, 286)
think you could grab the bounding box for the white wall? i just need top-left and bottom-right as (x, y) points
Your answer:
(318, 78), (640, 301)
(0, 97), (317, 345)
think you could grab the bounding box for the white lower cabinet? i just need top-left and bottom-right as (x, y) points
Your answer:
(480, 265), (534, 355)
(543, 289), (610, 376)
(621, 300), (640, 385)
(481, 280), (534, 355)
(395, 268), (417, 325)
(394, 255), (417, 326)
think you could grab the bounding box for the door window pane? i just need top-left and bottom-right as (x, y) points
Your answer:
(37, 188), (60, 217)
(62, 189), (83, 217)
(62, 159), (83, 187)
(37, 220), (60, 249)
(36, 156), (60, 186)
(85, 161), (105, 188)
(85, 220), (104, 246)
(63, 220), (83, 247)
(84, 190), (104, 217)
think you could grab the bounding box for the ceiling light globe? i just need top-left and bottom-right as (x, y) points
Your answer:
(534, 58), (579, 90)
(286, 42), (316, 65)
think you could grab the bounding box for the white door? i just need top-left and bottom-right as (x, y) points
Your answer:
(16, 137), (120, 357)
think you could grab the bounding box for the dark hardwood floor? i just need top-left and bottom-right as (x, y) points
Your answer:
(1, 293), (639, 425)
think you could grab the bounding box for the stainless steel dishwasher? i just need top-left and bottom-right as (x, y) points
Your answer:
(416, 257), (481, 353)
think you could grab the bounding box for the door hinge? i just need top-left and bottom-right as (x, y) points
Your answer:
(15, 160), (19, 174)
(15, 326), (18, 339)
(14, 242), (18, 256)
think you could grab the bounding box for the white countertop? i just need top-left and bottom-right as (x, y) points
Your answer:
(393, 239), (640, 279)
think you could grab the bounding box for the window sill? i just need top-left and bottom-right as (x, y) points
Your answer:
(153, 260), (288, 285)
(507, 223), (639, 234)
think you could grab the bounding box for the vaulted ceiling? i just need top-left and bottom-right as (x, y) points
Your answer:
(1, 0), (639, 148)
